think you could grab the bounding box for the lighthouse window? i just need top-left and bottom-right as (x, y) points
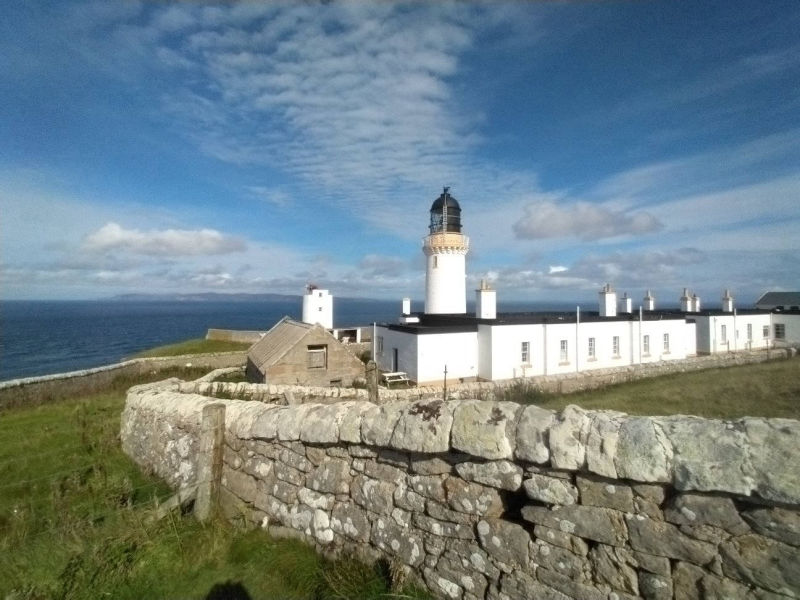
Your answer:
(521, 341), (530, 364)
(433, 256), (438, 268)
(307, 345), (327, 369)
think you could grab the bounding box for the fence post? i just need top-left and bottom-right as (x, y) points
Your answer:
(366, 360), (379, 404)
(195, 402), (225, 521)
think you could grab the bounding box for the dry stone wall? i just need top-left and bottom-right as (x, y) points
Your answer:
(121, 379), (800, 600)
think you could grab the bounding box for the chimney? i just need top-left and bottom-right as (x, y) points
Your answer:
(680, 288), (692, 312)
(692, 293), (701, 313)
(618, 292), (633, 314)
(643, 289), (655, 311)
(402, 297), (411, 316)
(476, 279), (497, 319)
(599, 283), (617, 317)
(722, 289), (734, 313)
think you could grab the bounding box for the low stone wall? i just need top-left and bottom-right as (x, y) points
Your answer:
(0, 352), (246, 410)
(122, 381), (800, 600)
(206, 328), (264, 343)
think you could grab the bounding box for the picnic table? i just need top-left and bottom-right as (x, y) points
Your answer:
(382, 371), (410, 388)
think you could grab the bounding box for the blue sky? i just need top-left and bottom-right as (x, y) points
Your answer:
(2, 1), (798, 305)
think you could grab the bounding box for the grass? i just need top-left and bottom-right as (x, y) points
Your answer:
(502, 355), (800, 419)
(130, 337), (253, 359)
(0, 370), (430, 600)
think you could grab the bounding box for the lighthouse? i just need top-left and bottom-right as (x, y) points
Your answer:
(424, 187), (469, 314)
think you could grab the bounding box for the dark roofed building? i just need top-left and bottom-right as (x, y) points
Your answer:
(755, 292), (800, 311)
(245, 317), (364, 386)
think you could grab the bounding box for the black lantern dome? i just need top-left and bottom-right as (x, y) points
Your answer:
(429, 187), (462, 234)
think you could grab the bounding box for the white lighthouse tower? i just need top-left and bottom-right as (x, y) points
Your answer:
(424, 187), (469, 314)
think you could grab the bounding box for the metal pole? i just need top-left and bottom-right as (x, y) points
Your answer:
(443, 365), (448, 400)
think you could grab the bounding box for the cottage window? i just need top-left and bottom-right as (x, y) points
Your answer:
(307, 345), (327, 369)
(663, 333), (670, 353)
(588, 337), (595, 359)
(721, 324), (727, 343)
(643, 335), (650, 355)
(521, 341), (530, 364)
(747, 323), (752, 341)
(612, 336), (620, 357)
(775, 324), (786, 339)
(377, 336), (384, 354)
(763, 325), (769, 339)
(559, 340), (568, 363)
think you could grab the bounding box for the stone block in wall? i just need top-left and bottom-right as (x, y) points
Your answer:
(588, 544), (639, 596)
(436, 551), (489, 599)
(533, 525), (588, 556)
(248, 405), (282, 440)
(371, 516), (424, 567)
(297, 487), (334, 511)
(576, 474), (634, 513)
(422, 567), (463, 600)
(330, 501), (371, 543)
(351, 474), (395, 515)
(532, 539), (589, 582)
(394, 482), (426, 512)
(744, 418), (800, 504)
(720, 533), (800, 596)
(631, 550), (671, 577)
(522, 504), (628, 547)
(499, 570), (571, 600)
(278, 447), (312, 473)
(361, 402), (406, 447)
(276, 404), (317, 442)
(451, 400), (521, 460)
(307, 458), (351, 495)
(537, 567), (606, 600)
(426, 499), (477, 525)
(223, 468), (258, 504)
(523, 473), (579, 506)
(614, 417), (671, 483)
(626, 515), (717, 565)
(444, 477), (504, 517)
(362, 458), (406, 483)
(270, 479), (299, 505)
(548, 405), (591, 470)
(632, 483), (666, 520)
(413, 513), (475, 540)
(454, 460), (522, 491)
(305, 446), (327, 465)
(742, 506), (800, 547)
(515, 405), (555, 464)
(348, 445), (377, 459)
(409, 474), (447, 503)
(339, 402), (373, 444)
(390, 399), (455, 453)
(664, 493), (749, 535)
(325, 446), (350, 459)
(447, 539), (501, 581)
(241, 455), (275, 480)
(638, 571), (672, 600)
(585, 411), (623, 479)
(411, 454), (455, 475)
(299, 402), (352, 444)
(660, 416), (750, 495)
(274, 461), (305, 486)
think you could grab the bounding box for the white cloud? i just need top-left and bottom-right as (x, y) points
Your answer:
(513, 201), (662, 241)
(83, 222), (246, 256)
(548, 265), (568, 274)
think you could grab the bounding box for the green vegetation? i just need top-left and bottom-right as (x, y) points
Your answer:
(501, 356), (800, 419)
(0, 372), (430, 599)
(130, 337), (252, 358)
(213, 369), (249, 383)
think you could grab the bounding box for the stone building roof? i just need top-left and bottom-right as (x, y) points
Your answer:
(247, 317), (314, 370)
(756, 292), (800, 310)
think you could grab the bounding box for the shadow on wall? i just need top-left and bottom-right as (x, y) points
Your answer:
(204, 580), (252, 600)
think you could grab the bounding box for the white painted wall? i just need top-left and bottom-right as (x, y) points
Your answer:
(425, 252), (467, 314)
(694, 314), (772, 353)
(416, 332), (478, 383)
(302, 289), (333, 329)
(771, 313), (800, 347)
(374, 326), (419, 379)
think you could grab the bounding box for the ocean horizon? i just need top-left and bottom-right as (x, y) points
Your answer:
(0, 297), (581, 382)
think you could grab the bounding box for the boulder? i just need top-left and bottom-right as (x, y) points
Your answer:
(451, 400), (521, 460)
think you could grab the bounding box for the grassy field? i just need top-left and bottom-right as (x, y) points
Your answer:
(0, 370), (429, 600)
(130, 337), (253, 358)
(500, 355), (800, 419)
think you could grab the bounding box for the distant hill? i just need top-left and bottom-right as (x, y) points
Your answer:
(110, 292), (301, 303)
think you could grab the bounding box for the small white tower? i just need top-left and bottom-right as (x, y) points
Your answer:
(692, 293), (701, 313)
(643, 289), (655, 311)
(476, 279), (496, 319)
(680, 288), (692, 312)
(301, 285), (333, 329)
(722, 289), (734, 313)
(599, 283), (617, 317)
(424, 187), (469, 314)
(618, 292), (633, 314)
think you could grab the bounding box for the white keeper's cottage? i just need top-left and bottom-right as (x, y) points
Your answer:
(373, 189), (800, 385)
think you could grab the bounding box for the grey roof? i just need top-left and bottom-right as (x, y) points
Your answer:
(247, 317), (313, 370)
(755, 292), (800, 308)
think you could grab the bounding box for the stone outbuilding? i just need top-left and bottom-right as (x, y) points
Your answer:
(245, 316), (364, 386)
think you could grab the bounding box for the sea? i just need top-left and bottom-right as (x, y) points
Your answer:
(0, 297), (575, 382)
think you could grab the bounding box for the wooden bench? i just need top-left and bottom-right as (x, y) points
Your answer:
(382, 371), (410, 388)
